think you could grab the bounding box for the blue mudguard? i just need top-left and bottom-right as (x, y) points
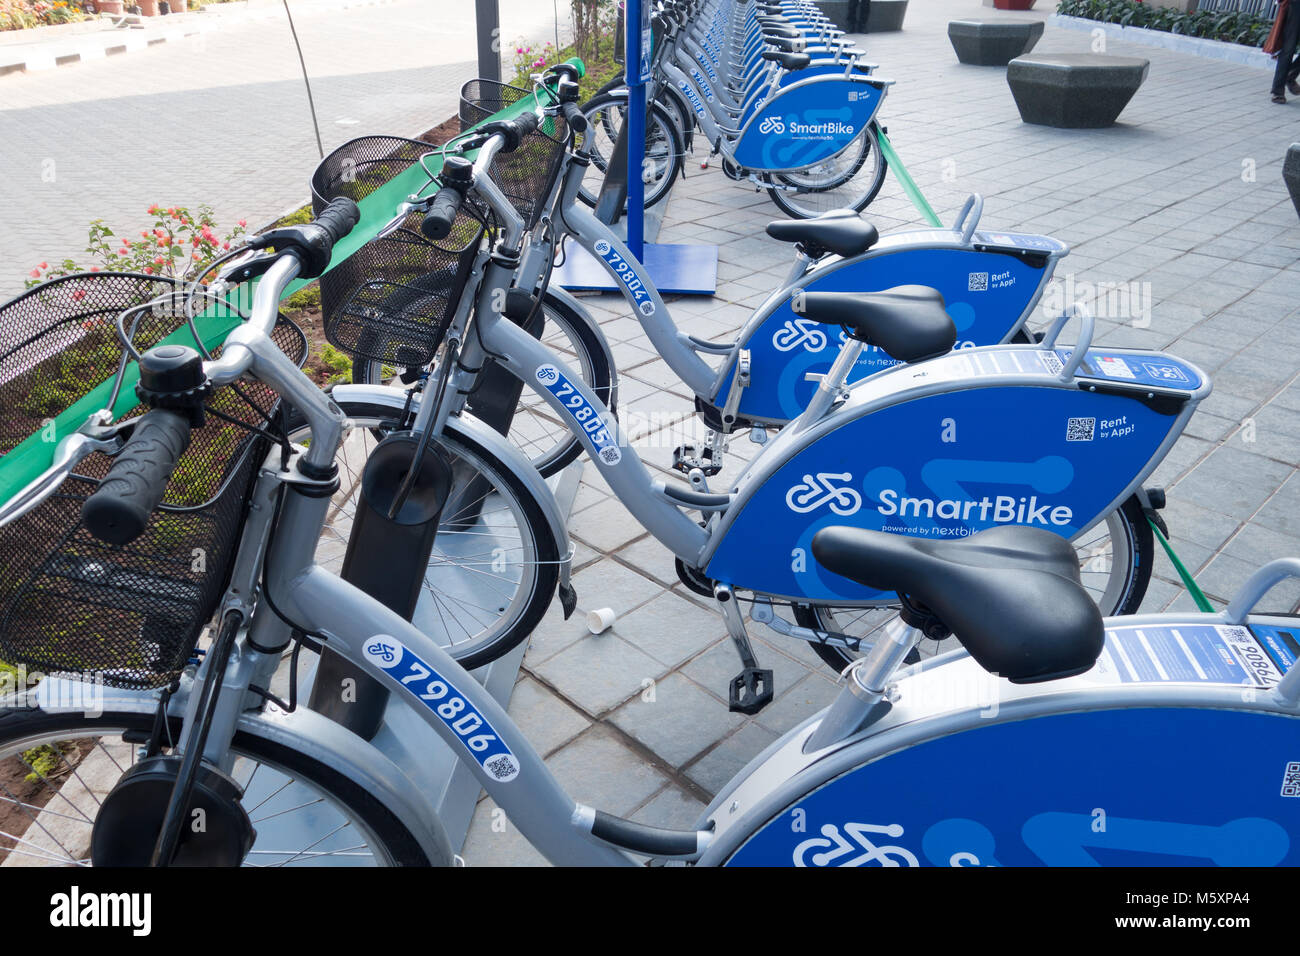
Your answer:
(704, 344), (1208, 602)
(732, 76), (887, 171)
(728, 706), (1300, 866)
(720, 231), (1068, 423)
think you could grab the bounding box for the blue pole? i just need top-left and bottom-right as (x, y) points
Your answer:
(625, 0), (646, 261)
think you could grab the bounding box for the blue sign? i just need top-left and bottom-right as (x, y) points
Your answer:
(724, 246), (1051, 422)
(707, 378), (1184, 601)
(727, 708), (1299, 866)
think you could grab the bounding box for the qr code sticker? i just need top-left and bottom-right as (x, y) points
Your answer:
(485, 754), (519, 782)
(1041, 352), (1063, 375)
(599, 445), (622, 465)
(1066, 417), (1096, 442)
(1283, 761), (1300, 798)
(968, 272), (988, 292)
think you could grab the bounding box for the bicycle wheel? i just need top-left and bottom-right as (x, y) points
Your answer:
(0, 705), (432, 866)
(794, 495), (1154, 673)
(290, 400), (560, 670)
(353, 293), (615, 479)
(766, 122), (887, 219)
(577, 94), (683, 211)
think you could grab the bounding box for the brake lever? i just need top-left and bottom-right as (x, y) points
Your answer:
(0, 410), (128, 529)
(216, 248), (280, 285)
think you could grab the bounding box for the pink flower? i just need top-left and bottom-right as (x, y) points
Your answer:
(90, 266), (100, 272)
(237, 219), (247, 228)
(154, 256), (165, 265)
(222, 241), (230, 250)
(29, 268), (40, 278)
(39, 261), (47, 269)
(143, 267), (154, 275)
(71, 289), (87, 302)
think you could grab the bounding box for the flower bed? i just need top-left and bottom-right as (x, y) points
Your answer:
(0, 0), (89, 30)
(1055, 0), (1273, 47)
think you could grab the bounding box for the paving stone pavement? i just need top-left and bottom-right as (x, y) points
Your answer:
(464, 0), (1300, 864)
(0, 0), (571, 297)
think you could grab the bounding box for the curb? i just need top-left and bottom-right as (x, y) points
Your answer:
(0, 0), (400, 77)
(1048, 14), (1274, 71)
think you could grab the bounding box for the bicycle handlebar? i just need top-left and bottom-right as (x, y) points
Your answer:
(247, 197), (360, 280)
(562, 100), (587, 134)
(81, 408), (192, 545)
(421, 184), (466, 241)
(82, 200), (362, 544)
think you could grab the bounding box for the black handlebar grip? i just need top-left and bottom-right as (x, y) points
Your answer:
(315, 197), (361, 246)
(421, 185), (466, 241)
(509, 109), (540, 141)
(82, 409), (192, 546)
(562, 101), (587, 134)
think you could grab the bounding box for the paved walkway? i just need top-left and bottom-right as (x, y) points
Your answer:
(0, 0), (570, 297)
(462, 0), (1300, 863)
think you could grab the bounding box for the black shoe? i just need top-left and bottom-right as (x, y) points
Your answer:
(1289, 80), (1300, 95)
(1272, 92), (1287, 104)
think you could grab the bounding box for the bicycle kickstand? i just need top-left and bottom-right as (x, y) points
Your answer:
(714, 583), (774, 715)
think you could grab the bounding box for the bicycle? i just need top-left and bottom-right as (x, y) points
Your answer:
(0, 259), (1294, 866)
(340, 71), (1070, 486)
(297, 89), (1217, 719)
(575, 0), (879, 215)
(582, 0), (892, 219)
(309, 75), (1193, 687)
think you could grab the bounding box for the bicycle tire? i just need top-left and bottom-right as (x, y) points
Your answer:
(351, 293), (616, 480)
(795, 495), (1154, 673)
(577, 93), (684, 211)
(766, 122), (887, 219)
(0, 706), (433, 866)
(287, 400), (561, 670)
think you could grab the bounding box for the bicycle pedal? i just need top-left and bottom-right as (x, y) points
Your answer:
(672, 444), (722, 477)
(729, 668), (774, 715)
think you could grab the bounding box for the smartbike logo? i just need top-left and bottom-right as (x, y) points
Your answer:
(757, 115), (856, 140)
(784, 473), (1075, 527)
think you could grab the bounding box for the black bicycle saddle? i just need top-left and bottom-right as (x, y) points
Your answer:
(761, 50), (811, 70)
(766, 209), (880, 258)
(796, 286), (955, 363)
(811, 524), (1105, 683)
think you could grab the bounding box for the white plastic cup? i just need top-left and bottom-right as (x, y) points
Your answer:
(587, 607), (617, 634)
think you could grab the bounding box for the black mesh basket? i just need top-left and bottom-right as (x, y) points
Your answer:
(311, 136), (486, 368)
(0, 273), (306, 689)
(458, 79), (570, 231)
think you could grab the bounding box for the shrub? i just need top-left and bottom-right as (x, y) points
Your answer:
(25, 205), (247, 287)
(1055, 0), (1274, 47)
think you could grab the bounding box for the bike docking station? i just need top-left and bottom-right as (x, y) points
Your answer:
(554, 0), (720, 297)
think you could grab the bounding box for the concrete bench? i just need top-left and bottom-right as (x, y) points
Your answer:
(1006, 53), (1149, 128)
(948, 19), (1044, 66)
(1286, 144), (1300, 221)
(865, 0), (908, 32)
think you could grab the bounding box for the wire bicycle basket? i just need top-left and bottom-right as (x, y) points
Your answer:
(311, 135), (486, 368)
(0, 272), (306, 689)
(459, 78), (571, 231)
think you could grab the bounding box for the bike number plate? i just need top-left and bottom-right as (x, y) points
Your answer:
(363, 635), (520, 782)
(535, 363), (622, 465)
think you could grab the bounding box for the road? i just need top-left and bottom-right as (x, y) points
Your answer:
(0, 0), (574, 296)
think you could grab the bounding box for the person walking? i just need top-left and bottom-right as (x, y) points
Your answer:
(1265, 0), (1300, 103)
(847, 0), (871, 34)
